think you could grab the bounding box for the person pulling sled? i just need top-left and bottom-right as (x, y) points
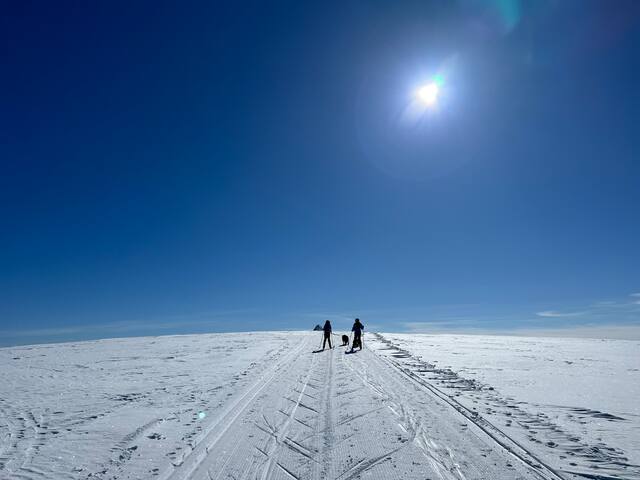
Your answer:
(350, 318), (364, 351)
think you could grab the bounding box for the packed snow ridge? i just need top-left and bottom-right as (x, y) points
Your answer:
(0, 331), (638, 480)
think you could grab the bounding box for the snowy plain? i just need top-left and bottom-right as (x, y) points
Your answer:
(369, 333), (640, 480)
(0, 331), (638, 480)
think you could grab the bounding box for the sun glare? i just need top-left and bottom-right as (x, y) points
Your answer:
(416, 82), (439, 106)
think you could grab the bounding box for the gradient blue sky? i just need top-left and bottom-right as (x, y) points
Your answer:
(2, 1), (640, 346)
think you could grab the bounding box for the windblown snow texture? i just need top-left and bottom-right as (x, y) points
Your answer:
(0, 332), (637, 480)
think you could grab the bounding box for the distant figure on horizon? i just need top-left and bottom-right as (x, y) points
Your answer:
(351, 318), (364, 351)
(323, 320), (333, 350)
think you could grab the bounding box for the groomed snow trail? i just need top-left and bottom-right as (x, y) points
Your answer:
(160, 334), (556, 480)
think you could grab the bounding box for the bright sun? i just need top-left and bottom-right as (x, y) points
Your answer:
(416, 82), (439, 106)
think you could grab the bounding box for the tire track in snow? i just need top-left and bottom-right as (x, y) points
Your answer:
(367, 333), (566, 480)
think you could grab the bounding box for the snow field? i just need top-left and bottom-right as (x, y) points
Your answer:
(1, 331), (637, 480)
(370, 333), (640, 480)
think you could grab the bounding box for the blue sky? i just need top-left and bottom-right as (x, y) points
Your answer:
(1, 1), (640, 346)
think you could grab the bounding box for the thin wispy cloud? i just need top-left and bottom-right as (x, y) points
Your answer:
(591, 301), (618, 307)
(536, 310), (587, 318)
(0, 309), (258, 340)
(538, 293), (640, 319)
(398, 321), (640, 340)
(507, 324), (640, 341)
(0, 320), (201, 339)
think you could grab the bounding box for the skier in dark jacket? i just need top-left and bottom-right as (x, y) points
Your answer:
(322, 320), (333, 350)
(351, 318), (364, 350)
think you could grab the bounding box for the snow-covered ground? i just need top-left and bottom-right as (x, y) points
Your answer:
(0, 332), (302, 479)
(0, 331), (637, 480)
(369, 333), (640, 480)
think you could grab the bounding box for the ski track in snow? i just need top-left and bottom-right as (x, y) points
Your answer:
(0, 331), (637, 480)
(156, 334), (550, 480)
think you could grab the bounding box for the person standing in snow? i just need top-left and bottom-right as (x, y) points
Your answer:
(322, 320), (333, 350)
(351, 318), (364, 350)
